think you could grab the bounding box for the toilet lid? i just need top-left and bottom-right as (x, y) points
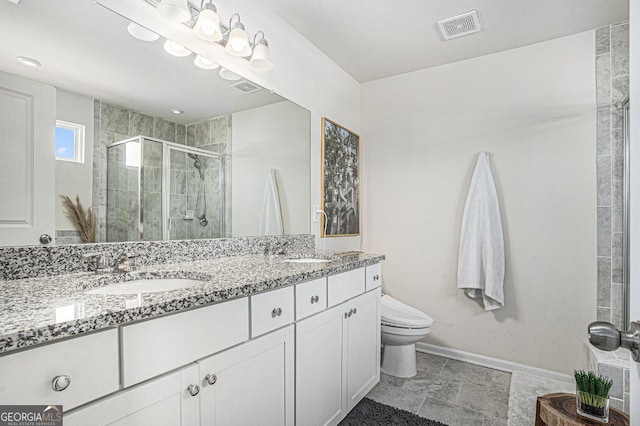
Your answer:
(381, 295), (434, 328)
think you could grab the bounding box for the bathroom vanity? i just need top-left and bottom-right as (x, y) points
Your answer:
(0, 246), (383, 426)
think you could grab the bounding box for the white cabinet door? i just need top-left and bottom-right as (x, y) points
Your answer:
(0, 70), (55, 246)
(296, 304), (347, 426)
(345, 288), (381, 411)
(198, 325), (295, 426)
(296, 287), (381, 426)
(64, 364), (200, 426)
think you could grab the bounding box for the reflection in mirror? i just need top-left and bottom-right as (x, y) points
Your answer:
(0, 0), (310, 247)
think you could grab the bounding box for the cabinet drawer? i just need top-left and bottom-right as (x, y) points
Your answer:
(251, 286), (294, 338)
(327, 268), (365, 307)
(0, 329), (119, 411)
(295, 278), (327, 320)
(365, 263), (382, 291)
(121, 298), (249, 387)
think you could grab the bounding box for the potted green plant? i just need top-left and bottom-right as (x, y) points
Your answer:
(574, 370), (613, 423)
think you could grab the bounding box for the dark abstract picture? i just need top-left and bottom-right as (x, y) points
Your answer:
(321, 118), (359, 237)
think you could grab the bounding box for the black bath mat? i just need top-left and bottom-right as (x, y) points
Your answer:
(339, 398), (448, 426)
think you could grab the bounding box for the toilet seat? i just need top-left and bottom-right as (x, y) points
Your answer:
(381, 295), (433, 329)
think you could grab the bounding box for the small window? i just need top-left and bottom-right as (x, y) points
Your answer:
(55, 120), (85, 163)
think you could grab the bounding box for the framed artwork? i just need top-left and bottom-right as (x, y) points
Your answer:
(321, 117), (360, 237)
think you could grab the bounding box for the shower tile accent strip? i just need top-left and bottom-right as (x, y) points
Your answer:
(584, 339), (630, 413)
(595, 22), (628, 329)
(0, 234), (314, 281)
(0, 246), (383, 354)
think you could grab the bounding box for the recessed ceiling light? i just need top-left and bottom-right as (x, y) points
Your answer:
(219, 68), (242, 81)
(170, 108), (184, 115)
(16, 56), (41, 67)
(163, 39), (191, 57)
(127, 21), (159, 42)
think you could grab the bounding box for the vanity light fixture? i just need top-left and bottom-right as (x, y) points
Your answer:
(249, 31), (273, 71)
(219, 68), (242, 81)
(157, 0), (191, 23)
(16, 56), (41, 67)
(142, 1), (275, 74)
(193, 0), (222, 42)
(225, 13), (252, 57)
(127, 21), (160, 42)
(170, 108), (184, 115)
(163, 39), (192, 57)
(194, 55), (220, 70)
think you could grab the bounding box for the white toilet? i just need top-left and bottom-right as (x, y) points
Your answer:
(380, 294), (434, 378)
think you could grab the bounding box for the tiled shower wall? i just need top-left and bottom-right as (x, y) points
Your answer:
(93, 101), (232, 242)
(596, 22), (628, 330)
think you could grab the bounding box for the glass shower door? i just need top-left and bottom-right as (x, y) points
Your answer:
(166, 146), (224, 240)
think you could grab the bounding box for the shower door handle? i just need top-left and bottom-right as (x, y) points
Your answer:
(588, 320), (640, 362)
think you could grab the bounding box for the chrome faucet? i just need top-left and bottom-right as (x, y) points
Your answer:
(113, 251), (144, 273)
(82, 252), (110, 275)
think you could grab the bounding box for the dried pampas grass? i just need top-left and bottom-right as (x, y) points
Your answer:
(60, 195), (96, 243)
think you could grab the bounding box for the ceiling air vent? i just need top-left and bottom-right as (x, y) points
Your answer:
(438, 10), (481, 40)
(230, 80), (263, 94)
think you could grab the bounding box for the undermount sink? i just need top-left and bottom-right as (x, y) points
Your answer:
(283, 259), (330, 263)
(85, 278), (204, 295)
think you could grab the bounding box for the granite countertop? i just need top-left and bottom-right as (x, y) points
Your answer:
(0, 250), (384, 354)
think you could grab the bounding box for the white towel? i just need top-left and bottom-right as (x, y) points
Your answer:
(457, 152), (505, 311)
(259, 169), (284, 236)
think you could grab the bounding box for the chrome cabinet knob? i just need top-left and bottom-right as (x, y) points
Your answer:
(39, 234), (52, 245)
(373, 274), (380, 281)
(352, 308), (357, 315)
(205, 374), (217, 385)
(271, 308), (283, 318)
(344, 312), (348, 319)
(52, 375), (71, 392)
(310, 295), (319, 304)
(187, 384), (200, 396)
(347, 310), (353, 318)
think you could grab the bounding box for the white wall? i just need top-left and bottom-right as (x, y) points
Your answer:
(628, 2), (639, 421)
(55, 89), (94, 230)
(361, 32), (597, 374)
(232, 101), (310, 237)
(98, 0), (362, 251)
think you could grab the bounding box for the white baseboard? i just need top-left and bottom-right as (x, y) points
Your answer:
(415, 342), (573, 383)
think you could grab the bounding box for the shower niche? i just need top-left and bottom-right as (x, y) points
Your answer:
(106, 136), (225, 242)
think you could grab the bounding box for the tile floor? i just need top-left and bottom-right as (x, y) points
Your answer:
(366, 352), (511, 426)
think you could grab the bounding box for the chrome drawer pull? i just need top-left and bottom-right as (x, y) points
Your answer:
(271, 307), (283, 317)
(52, 375), (71, 392)
(205, 374), (217, 385)
(187, 384), (200, 396)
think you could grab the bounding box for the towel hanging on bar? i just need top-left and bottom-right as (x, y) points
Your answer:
(457, 151), (505, 311)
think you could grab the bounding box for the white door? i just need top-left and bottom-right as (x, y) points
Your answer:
(64, 364), (200, 426)
(296, 304), (346, 426)
(0, 70), (55, 246)
(345, 289), (381, 411)
(198, 325), (295, 426)
(630, 2), (639, 423)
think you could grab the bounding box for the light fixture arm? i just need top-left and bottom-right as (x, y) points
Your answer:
(229, 13), (242, 30)
(253, 30), (267, 47)
(199, 0), (217, 13)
